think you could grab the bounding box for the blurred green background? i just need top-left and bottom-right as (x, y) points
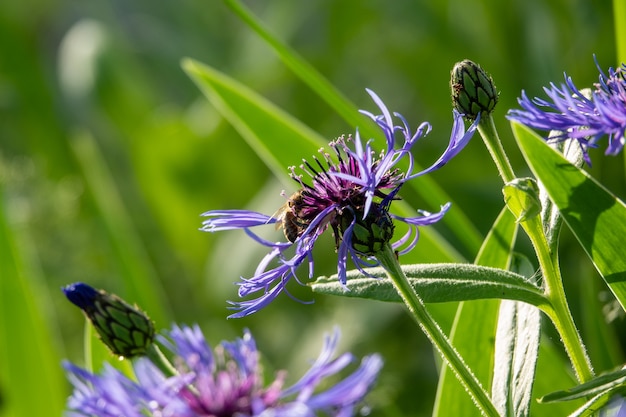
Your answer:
(0, 0), (622, 416)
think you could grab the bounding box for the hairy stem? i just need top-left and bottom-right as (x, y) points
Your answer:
(377, 244), (500, 417)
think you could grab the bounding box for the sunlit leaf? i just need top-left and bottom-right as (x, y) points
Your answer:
(491, 255), (541, 417)
(311, 262), (547, 307)
(512, 122), (626, 312)
(540, 367), (626, 403)
(566, 390), (622, 417)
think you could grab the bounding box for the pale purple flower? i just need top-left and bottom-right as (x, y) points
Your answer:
(64, 325), (383, 417)
(507, 58), (626, 165)
(202, 89), (479, 317)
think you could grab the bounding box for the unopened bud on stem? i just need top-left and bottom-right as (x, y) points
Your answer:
(451, 59), (498, 120)
(63, 282), (155, 358)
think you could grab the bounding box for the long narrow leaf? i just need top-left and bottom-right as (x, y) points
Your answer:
(614, 0), (626, 65)
(568, 391), (619, 417)
(311, 262), (547, 307)
(512, 122), (626, 311)
(0, 186), (66, 417)
(492, 255), (541, 417)
(71, 131), (170, 328)
(182, 58), (325, 183)
(433, 207), (517, 417)
(492, 300), (541, 416)
(540, 367), (626, 403)
(531, 340), (583, 416)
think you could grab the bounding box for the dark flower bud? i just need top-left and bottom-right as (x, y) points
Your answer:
(340, 203), (395, 256)
(451, 59), (498, 120)
(63, 283), (155, 358)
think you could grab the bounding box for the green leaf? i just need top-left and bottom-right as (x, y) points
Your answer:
(491, 255), (541, 417)
(311, 262), (547, 307)
(182, 58), (325, 185)
(512, 122), (626, 312)
(540, 367), (626, 403)
(567, 391), (618, 417)
(0, 186), (66, 417)
(71, 131), (170, 328)
(580, 269), (624, 373)
(433, 207), (518, 417)
(614, 0), (626, 65)
(532, 340), (583, 416)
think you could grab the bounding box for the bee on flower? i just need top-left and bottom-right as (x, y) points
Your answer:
(201, 89), (479, 317)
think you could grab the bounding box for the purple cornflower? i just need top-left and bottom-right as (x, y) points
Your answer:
(507, 58), (626, 165)
(63, 324), (383, 417)
(201, 89), (479, 317)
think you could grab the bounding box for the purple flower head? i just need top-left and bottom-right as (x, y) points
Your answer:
(507, 57), (626, 165)
(201, 89), (479, 317)
(64, 325), (383, 417)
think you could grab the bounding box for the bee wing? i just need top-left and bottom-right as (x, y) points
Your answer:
(271, 203), (290, 230)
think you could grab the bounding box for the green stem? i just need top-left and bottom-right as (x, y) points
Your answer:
(145, 344), (178, 377)
(478, 112), (594, 382)
(477, 114), (516, 183)
(145, 343), (204, 397)
(521, 217), (594, 382)
(377, 244), (500, 417)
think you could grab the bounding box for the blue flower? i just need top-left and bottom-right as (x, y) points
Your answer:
(64, 325), (383, 417)
(201, 89), (479, 317)
(507, 58), (626, 165)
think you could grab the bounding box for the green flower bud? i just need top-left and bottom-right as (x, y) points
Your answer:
(503, 178), (541, 223)
(63, 283), (155, 358)
(339, 203), (395, 256)
(450, 59), (498, 120)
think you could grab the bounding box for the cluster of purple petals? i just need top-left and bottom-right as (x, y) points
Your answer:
(64, 324), (383, 417)
(201, 89), (479, 317)
(507, 59), (626, 165)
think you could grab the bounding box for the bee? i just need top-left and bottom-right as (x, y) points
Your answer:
(273, 190), (309, 243)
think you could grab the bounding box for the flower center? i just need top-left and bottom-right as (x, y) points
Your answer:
(338, 202), (395, 256)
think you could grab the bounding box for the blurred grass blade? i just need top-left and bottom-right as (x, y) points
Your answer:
(433, 207), (516, 417)
(183, 59), (462, 262)
(0, 186), (65, 417)
(512, 122), (626, 312)
(491, 256), (541, 417)
(580, 269), (624, 372)
(222, 0), (483, 256)
(182, 58), (325, 182)
(614, 0), (626, 64)
(223, 0), (374, 138)
(311, 262), (547, 306)
(71, 130), (170, 328)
